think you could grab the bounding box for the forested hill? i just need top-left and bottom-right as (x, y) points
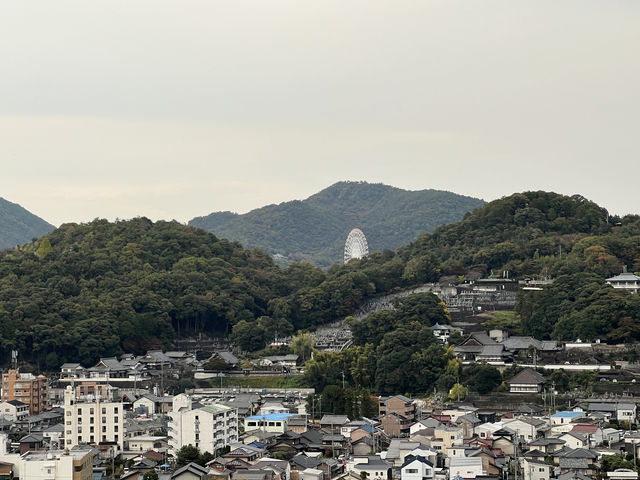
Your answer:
(1, 192), (639, 369)
(189, 181), (484, 267)
(0, 197), (55, 249)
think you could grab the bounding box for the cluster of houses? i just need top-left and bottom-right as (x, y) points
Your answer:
(135, 392), (640, 480)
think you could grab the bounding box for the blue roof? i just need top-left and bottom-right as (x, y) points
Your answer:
(246, 413), (295, 421)
(551, 411), (583, 418)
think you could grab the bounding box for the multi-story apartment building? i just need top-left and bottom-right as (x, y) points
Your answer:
(63, 385), (124, 452)
(168, 394), (238, 456)
(1, 369), (48, 415)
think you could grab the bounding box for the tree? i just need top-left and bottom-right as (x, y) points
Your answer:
(448, 383), (468, 401)
(291, 332), (315, 362)
(176, 445), (200, 467)
(143, 470), (158, 480)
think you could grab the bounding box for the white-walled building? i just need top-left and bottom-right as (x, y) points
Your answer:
(63, 385), (124, 452)
(168, 394), (238, 457)
(401, 456), (435, 480)
(0, 400), (29, 422)
(523, 458), (551, 480)
(449, 457), (483, 479)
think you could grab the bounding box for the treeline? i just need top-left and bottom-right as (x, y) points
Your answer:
(1, 191), (639, 368)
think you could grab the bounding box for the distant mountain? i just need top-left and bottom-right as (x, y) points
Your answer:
(189, 181), (485, 267)
(0, 198), (55, 249)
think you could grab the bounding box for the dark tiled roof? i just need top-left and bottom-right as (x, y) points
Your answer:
(507, 368), (545, 385)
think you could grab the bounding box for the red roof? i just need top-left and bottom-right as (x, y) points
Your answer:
(571, 424), (598, 434)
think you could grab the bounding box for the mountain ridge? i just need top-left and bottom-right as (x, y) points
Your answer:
(0, 197), (55, 250)
(189, 181), (485, 266)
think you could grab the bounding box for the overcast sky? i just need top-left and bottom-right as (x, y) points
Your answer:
(1, 1), (639, 227)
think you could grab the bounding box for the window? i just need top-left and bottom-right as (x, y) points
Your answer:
(114, 417), (118, 424)
(115, 435), (118, 442)
(114, 407), (118, 414)
(90, 427), (94, 433)
(539, 468), (545, 472)
(77, 408), (81, 415)
(102, 407), (106, 414)
(90, 408), (94, 414)
(406, 469), (418, 474)
(102, 417), (106, 423)
(102, 426), (106, 433)
(67, 411), (71, 416)
(114, 426), (118, 432)
(90, 417), (94, 424)
(78, 427), (82, 433)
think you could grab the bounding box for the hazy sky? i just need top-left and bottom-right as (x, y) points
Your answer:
(1, 1), (639, 226)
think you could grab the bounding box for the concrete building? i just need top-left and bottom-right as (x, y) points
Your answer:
(63, 385), (124, 452)
(1, 369), (48, 415)
(243, 414), (294, 434)
(0, 400), (29, 422)
(168, 394), (238, 456)
(0, 446), (93, 480)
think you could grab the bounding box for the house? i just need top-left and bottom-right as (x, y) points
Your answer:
(456, 413), (482, 438)
(379, 395), (416, 421)
(60, 363), (87, 380)
(588, 402), (637, 423)
(527, 437), (566, 454)
(513, 404), (543, 416)
(300, 468), (323, 480)
(606, 267), (640, 294)
(319, 415), (350, 430)
(251, 458), (291, 480)
(449, 457), (484, 479)
(171, 462), (210, 480)
(557, 448), (598, 475)
(558, 432), (588, 449)
(87, 358), (130, 380)
(503, 417), (547, 443)
(381, 412), (412, 437)
(133, 394), (173, 415)
(430, 323), (462, 344)
(454, 332), (500, 362)
(0, 400), (28, 422)
(19, 434), (44, 454)
(401, 455), (434, 480)
(348, 455), (392, 480)
(523, 458), (551, 480)
(570, 424), (603, 447)
(607, 469), (639, 480)
(244, 414), (295, 434)
(506, 369), (545, 393)
(126, 436), (168, 453)
(551, 411), (584, 427)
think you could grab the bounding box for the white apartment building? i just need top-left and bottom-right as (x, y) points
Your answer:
(168, 394), (238, 456)
(63, 385), (124, 452)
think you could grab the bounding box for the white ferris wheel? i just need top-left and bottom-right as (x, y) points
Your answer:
(344, 228), (369, 264)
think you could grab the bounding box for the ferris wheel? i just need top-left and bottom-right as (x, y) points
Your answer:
(344, 228), (369, 264)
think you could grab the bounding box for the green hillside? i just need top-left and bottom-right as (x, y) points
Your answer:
(189, 181), (485, 267)
(1, 191), (638, 372)
(0, 198), (55, 249)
